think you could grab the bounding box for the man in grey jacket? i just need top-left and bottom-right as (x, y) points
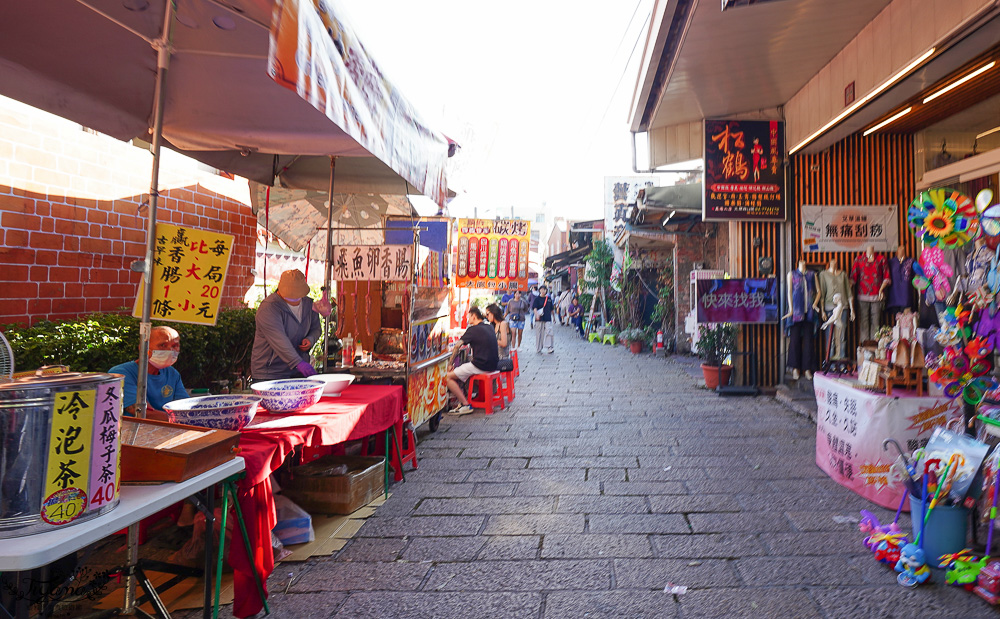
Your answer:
(251, 269), (322, 380)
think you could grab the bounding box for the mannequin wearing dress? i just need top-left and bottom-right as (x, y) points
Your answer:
(816, 258), (854, 359)
(887, 246), (915, 318)
(851, 244), (890, 342)
(785, 260), (817, 380)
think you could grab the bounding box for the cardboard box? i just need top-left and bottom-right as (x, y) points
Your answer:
(280, 456), (385, 515)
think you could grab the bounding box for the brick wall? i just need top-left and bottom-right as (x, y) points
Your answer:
(0, 96), (255, 326)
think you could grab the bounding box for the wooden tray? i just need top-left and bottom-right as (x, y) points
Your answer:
(120, 417), (240, 483)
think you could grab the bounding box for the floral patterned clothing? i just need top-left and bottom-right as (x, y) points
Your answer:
(790, 269), (817, 324)
(851, 253), (889, 301)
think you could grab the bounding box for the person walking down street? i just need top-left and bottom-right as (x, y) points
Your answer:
(568, 295), (584, 338)
(445, 306), (500, 416)
(558, 290), (573, 325)
(505, 290), (529, 351)
(532, 285), (554, 354)
(251, 269), (322, 381)
(526, 285), (539, 329)
(485, 303), (511, 359)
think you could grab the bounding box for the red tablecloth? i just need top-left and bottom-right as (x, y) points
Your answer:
(229, 384), (404, 618)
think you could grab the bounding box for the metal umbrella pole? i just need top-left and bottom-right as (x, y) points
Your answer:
(126, 0), (173, 613)
(323, 156), (336, 371)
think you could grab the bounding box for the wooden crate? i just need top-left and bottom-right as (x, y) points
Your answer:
(120, 417), (240, 483)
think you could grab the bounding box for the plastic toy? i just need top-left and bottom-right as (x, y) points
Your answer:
(975, 560), (1000, 604)
(940, 549), (987, 589)
(872, 531), (907, 565)
(895, 543), (932, 587)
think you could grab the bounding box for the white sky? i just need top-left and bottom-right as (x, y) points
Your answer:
(344, 0), (654, 224)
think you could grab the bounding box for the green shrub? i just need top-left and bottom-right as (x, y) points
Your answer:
(2, 308), (257, 389)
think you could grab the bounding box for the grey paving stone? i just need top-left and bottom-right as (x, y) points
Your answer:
(686, 512), (792, 533)
(356, 516), (486, 537)
(487, 457), (530, 469)
(380, 482), (476, 498)
(484, 514), (586, 535)
(555, 495), (648, 514)
(735, 556), (869, 586)
(400, 536), (485, 562)
(586, 468), (628, 482)
(415, 457), (490, 470)
(613, 558), (738, 589)
(543, 591), (678, 618)
(514, 480), (602, 496)
(809, 585), (994, 618)
(784, 510), (867, 532)
(332, 592), (541, 619)
(471, 482), (518, 497)
(649, 495), (740, 513)
(676, 587), (823, 618)
(541, 534), (653, 559)
(528, 456), (638, 468)
(415, 496), (555, 515)
(759, 531), (867, 556)
(602, 481), (688, 495)
(625, 466), (707, 481)
(588, 514), (690, 534)
(466, 467), (588, 483)
(422, 559), (612, 591)
(477, 535), (541, 560)
(649, 533), (767, 558)
(335, 537), (408, 562)
(291, 561), (430, 592)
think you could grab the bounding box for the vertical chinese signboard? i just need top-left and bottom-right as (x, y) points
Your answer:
(455, 219), (531, 291)
(800, 205), (899, 253)
(41, 378), (122, 526)
(133, 223), (234, 326)
(703, 119), (786, 221)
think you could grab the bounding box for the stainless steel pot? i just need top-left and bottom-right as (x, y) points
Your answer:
(0, 371), (124, 538)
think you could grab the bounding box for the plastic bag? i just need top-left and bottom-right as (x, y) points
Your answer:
(273, 495), (314, 545)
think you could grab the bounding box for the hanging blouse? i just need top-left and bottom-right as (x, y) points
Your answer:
(790, 269), (817, 324)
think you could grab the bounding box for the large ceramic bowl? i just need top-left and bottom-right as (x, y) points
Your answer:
(251, 379), (325, 413)
(312, 373), (356, 397)
(163, 395), (262, 431)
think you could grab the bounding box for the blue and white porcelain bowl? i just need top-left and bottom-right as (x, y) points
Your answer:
(251, 379), (325, 413)
(163, 395), (262, 431)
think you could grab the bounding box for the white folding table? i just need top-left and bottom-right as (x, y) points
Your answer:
(0, 457), (245, 619)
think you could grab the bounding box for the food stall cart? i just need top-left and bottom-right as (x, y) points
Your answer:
(330, 216), (454, 432)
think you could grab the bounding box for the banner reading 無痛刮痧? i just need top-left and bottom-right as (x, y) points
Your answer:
(454, 219), (531, 291)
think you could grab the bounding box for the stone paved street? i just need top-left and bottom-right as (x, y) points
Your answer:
(201, 324), (995, 618)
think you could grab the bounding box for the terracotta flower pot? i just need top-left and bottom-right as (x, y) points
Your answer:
(701, 363), (733, 390)
(630, 341), (643, 354)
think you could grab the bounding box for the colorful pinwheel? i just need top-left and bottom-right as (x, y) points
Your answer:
(908, 189), (979, 249)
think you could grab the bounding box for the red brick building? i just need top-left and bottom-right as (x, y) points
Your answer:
(0, 97), (256, 326)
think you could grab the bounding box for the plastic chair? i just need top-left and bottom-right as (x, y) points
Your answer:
(468, 371), (504, 415)
(500, 368), (515, 404)
(588, 332), (601, 343)
(511, 350), (520, 377)
(602, 334), (616, 345)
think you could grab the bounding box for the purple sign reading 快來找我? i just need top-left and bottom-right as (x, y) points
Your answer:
(696, 278), (779, 324)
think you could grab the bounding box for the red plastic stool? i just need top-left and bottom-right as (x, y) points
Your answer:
(468, 371), (504, 414)
(500, 368), (515, 404)
(392, 418), (419, 474)
(512, 350), (520, 377)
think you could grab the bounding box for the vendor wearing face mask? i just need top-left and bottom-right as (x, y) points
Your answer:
(109, 325), (188, 420)
(251, 269), (322, 381)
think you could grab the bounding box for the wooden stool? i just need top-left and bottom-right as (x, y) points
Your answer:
(468, 371), (504, 415)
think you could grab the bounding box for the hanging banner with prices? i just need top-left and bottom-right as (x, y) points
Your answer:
(89, 380), (122, 511)
(333, 245), (412, 281)
(133, 223), (233, 326)
(814, 373), (962, 510)
(800, 205), (899, 253)
(455, 218), (531, 291)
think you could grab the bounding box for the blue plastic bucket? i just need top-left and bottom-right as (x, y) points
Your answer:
(909, 493), (970, 567)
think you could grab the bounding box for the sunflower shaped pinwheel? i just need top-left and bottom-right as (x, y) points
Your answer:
(908, 189), (980, 249)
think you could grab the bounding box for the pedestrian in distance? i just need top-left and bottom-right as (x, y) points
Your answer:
(568, 295), (584, 338)
(532, 285), (555, 354)
(505, 290), (529, 351)
(445, 306), (500, 416)
(526, 285), (539, 329)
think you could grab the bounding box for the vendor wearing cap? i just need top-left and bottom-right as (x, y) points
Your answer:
(109, 325), (188, 420)
(251, 269), (322, 381)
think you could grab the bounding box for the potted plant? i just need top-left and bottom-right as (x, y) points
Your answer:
(695, 323), (738, 390)
(621, 328), (644, 354)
